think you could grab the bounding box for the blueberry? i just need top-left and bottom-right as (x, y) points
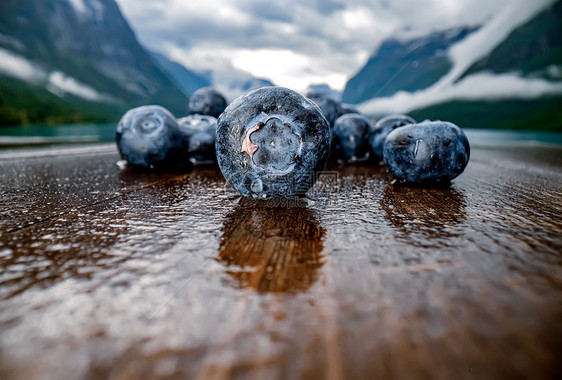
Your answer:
(188, 87), (227, 118)
(383, 121), (470, 184)
(332, 113), (372, 162)
(370, 114), (416, 159)
(116, 105), (185, 168)
(306, 90), (342, 127)
(177, 114), (217, 163)
(339, 104), (359, 115)
(216, 86), (331, 198)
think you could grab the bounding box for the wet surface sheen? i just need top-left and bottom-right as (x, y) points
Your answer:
(0, 143), (561, 379)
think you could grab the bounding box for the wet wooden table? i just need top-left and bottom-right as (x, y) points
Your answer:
(0, 141), (561, 379)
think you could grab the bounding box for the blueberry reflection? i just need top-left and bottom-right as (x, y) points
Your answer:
(117, 154), (223, 192)
(380, 183), (466, 242)
(217, 200), (325, 293)
(117, 161), (186, 189)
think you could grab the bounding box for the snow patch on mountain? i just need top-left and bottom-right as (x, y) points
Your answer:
(67, 0), (105, 21)
(67, 0), (87, 15)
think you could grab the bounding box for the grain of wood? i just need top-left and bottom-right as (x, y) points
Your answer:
(0, 143), (561, 379)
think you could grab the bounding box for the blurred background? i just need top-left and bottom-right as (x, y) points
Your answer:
(0, 0), (560, 145)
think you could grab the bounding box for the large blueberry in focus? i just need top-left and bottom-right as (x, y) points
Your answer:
(383, 121), (470, 184)
(332, 113), (371, 162)
(116, 105), (184, 168)
(306, 90), (342, 127)
(177, 114), (217, 163)
(370, 114), (416, 159)
(189, 87), (227, 118)
(216, 86), (331, 198)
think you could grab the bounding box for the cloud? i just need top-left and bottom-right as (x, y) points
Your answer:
(360, 72), (562, 115)
(236, 1), (295, 23)
(114, 0), (554, 92)
(115, 0), (393, 91)
(48, 71), (111, 101)
(436, 0), (552, 89)
(0, 48), (46, 82)
(0, 48), (115, 102)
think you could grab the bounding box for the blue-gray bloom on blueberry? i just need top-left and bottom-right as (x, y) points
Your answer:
(189, 87), (227, 118)
(177, 114), (218, 163)
(370, 114), (416, 159)
(332, 113), (372, 162)
(383, 120), (470, 184)
(116, 105), (185, 168)
(216, 86), (331, 198)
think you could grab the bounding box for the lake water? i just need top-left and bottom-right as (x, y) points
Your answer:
(0, 124), (115, 147)
(0, 123), (561, 149)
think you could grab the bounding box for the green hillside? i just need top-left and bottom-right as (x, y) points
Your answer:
(0, 76), (124, 126)
(409, 96), (562, 131)
(0, 0), (190, 126)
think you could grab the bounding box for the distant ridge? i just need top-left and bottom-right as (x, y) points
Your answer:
(343, 1), (562, 130)
(0, 0), (190, 125)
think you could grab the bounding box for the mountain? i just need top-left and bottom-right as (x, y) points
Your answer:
(412, 0), (562, 130)
(342, 26), (478, 104)
(460, 0), (562, 81)
(151, 51), (211, 96)
(343, 1), (562, 130)
(0, 0), (190, 126)
(306, 84), (341, 101)
(202, 64), (274, 102)
(154, 57), (275, 102)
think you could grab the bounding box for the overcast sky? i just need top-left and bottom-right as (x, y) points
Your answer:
(114, 0), (549, 93)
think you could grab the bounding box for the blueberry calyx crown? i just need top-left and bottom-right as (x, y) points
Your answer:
(240, 117), (302, 172)
(241, 122), (262, 159)
(133, 112), (164, 134)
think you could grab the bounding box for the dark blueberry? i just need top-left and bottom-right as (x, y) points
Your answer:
(177, 114), (217, 163)
(332, 113), (371, 162)
(306, 90), (342, 127)
(339, 104), (359, 115)
(216, 86), (331, 198)
(370, 114), (416, 160)
(383, 121), (470, 184)
(116, 105), (185, 168)
(188, 87), (227, 118)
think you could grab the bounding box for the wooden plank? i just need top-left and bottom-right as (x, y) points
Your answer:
(0, 143), (561, 379)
